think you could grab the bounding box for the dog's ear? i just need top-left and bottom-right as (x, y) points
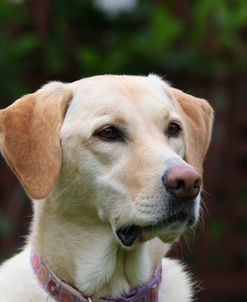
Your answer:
(0, 83), (72, 199)
(170, 88), (214, 175)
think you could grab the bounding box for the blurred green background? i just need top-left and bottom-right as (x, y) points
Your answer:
(0, 0), (246, 301)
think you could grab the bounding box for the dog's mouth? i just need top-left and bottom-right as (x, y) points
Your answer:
(116, 210), (195, 247)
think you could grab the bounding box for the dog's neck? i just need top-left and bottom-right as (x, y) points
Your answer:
(31, 196), (169, 298)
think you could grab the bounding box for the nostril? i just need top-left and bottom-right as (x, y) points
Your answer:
(177, 180), (185, 190)
(162, 175), (186, 190)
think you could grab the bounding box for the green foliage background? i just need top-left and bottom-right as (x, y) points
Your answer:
(0, 0), (247, 100)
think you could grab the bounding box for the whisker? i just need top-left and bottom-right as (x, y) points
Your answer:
(182, 231), (192, 253)
(201, 189), (213, 198)
(196, 198), (208, 231)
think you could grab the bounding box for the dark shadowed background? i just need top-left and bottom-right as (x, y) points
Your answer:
(0, 1), (246, 301)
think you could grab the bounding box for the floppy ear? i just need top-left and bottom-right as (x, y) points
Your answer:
(0, 83), (72, 199)
(170, 88), (214, 175)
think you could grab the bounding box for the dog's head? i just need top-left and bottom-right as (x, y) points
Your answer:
(0, 75), (213, 248)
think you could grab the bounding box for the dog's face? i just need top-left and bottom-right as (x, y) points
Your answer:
(0, 75), (213, 248)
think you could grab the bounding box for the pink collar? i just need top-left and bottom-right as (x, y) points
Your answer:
(31, 250), (162, 302)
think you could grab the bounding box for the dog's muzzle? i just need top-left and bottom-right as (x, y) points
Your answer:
(116, 165), (201, 247)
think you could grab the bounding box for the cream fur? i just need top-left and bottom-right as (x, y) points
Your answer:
(0, 75), (213, 302)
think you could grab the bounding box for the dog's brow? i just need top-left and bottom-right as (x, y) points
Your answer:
(97, 112), (126, 123)
(92, 112), (129, 131)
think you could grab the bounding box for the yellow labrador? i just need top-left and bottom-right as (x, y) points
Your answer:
(0, 75), (213, 302)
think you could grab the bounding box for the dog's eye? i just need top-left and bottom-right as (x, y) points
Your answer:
(167, 122), (182, 137)
(95, 126), (123, 142)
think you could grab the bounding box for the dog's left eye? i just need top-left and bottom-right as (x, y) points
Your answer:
(167, 122), (182, 137)
(95, 126), (124, 142)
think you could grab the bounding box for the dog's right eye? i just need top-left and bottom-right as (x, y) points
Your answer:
(94, 126), (124, 142)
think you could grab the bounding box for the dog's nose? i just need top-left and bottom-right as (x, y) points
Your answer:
(163, 166), (201, 200)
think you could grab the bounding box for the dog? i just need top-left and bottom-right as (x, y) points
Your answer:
(0, 74), (213, 302)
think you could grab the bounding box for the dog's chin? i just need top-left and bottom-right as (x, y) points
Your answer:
(115, 210), (196, 248)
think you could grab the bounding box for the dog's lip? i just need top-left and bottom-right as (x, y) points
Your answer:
(116, 210), (194, 247)
(116, 225), (142, 247)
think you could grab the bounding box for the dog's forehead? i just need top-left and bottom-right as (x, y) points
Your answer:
(67, 75), (178, 120)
